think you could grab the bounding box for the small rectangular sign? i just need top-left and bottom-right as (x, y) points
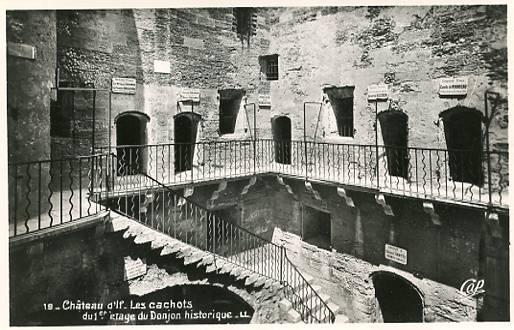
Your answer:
(154, 60), (171, 74)
(439, 77), (468, 96)
(112, 77), (136, 94)
(385, 244), (407, 265)
(123, 257), (147, 281)
(258, 94), (271, 107)
(368, 84), (389, 101)
(179, 88), (201, 102)
(7, 42), (36, 60)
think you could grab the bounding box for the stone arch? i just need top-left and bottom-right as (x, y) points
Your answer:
(370, 270), (424, 322)
(439, 106), (483, 185)
(271, 115), (291, 164)
(115, 111), (150, 175)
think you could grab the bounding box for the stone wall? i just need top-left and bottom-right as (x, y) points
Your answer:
(266, 5), (508, 150)
(184, 175), (508, 322)
(54, 8), (273, 159)
(7, 10), (57, 217)
(9, 216), (276, 325)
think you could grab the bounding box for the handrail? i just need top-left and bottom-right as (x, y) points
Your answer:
(107, 152), (335, 323)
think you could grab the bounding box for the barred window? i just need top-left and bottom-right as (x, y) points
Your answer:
(259, 54), (279, 81)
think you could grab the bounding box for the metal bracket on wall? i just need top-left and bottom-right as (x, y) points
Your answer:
(305, 181), (322, 201)
(208, 181), (228, 209)
(422, 201), (441, 226)
(336, 186), (355, 208)
(486, 211), (502, 239)
(276, 175), (295, 197)
(375, 193), (394, 216)
(184, 186), (194, 198)
(241, 176), (257, 196)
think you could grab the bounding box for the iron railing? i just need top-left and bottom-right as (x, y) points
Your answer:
(96, 140), (508, 208)
(8, 154), (110, 237)
(104, 158), (335, 323)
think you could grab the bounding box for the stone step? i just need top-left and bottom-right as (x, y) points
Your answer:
(244, 274), (260, 286)
(291, 272), (314, 289)
(175, 246), (193, 259)
(306, 293), (335, 314)
(160, 243), (181, 256)
(327, 302), (341, 315)
(197, 254), (215, 267)
(183, 251), (205, 265)
(334, 313), (350, 323)
(106, 216), (129, 232)
(133, 233), (155, 245)
(286, 309), (302, 323)
(253, 277), (268, 288)
(150, 237), (169, 250)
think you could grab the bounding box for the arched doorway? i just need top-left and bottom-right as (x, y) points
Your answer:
(372, 272), (423, 322)
(174, 112), (201, 173)
(272, 116), (291, 164)
(378, 110), (409, 179)
(440, 106), (483, 185)
(115, 112), (149, 175)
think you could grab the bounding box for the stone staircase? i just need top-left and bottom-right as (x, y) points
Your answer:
(278, 274), (350, 323)
(107, 212), (285, 292)
(106, 211), (343, 323)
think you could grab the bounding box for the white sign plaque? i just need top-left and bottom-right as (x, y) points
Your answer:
(112, 77), (136, 94)
(368, 84), (389, 101)
(154, 60), (171, 74)
(258, 94), (271, 107)
(385, 244), (407, 265)
(123, 257), (147, 281)
(439, 77), (468, 96)
(179, 88), (201, 102)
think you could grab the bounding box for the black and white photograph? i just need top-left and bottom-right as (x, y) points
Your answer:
(3, 0), (511, 326)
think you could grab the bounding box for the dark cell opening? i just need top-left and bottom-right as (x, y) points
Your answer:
(259, 54), (279, 81)
(440, 106), (483, 185)
(219, 89), (244, 135)
(272, 116), (291, 164)
(207, 207), (245, 255)
(373, 272), (423, 323)
(378, 110), (409, 179)
(174, 112), (201, 173)
(324, 87), (355, 137)
(302, 206), (331, 250)
(116, 113), (147, 175)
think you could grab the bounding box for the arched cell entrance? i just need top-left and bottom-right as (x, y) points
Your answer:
(174, 112), (201, 173)
(440, 106), (483, 185)
(272, 116), (291, 164)
(378, 110), (409, 179)
(372, 271), (424, 323)
(115, 112), (149, 175)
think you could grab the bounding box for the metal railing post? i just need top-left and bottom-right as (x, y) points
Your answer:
(375, 100), (380, 188)
(280, 245), (284, 283)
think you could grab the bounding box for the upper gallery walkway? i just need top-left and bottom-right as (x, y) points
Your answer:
(9, 139), (508, 238)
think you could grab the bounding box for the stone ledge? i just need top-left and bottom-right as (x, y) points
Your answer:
(9, 211), (109, 250)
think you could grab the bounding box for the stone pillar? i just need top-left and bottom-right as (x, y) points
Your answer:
(7, 10), (56, 224)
